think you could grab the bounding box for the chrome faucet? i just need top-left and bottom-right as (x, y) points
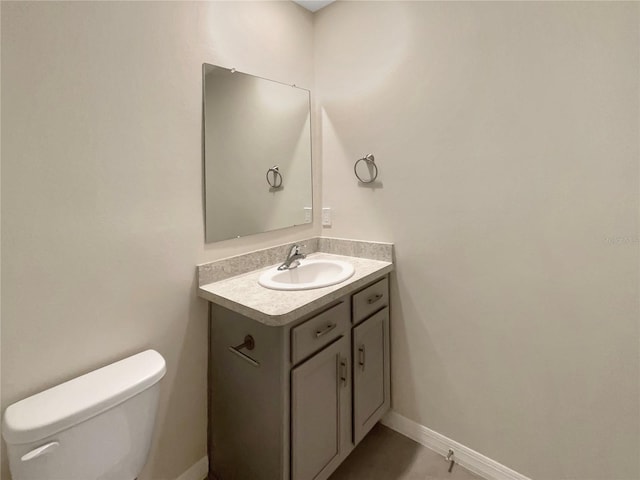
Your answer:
(278, 244), (306, 270)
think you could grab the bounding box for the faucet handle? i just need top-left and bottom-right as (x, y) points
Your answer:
(290, 243), (306, 254)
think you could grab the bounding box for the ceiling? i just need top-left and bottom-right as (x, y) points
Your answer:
(293, 0), (335, 12)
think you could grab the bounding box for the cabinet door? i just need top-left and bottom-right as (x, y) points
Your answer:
(291, 336), (351, 480)
(353, 307), (390, 445)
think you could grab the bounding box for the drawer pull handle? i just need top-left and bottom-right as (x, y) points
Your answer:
(358, 345), (366, 370)
(315, 323), (337, 338)
(367, 293), (383, 304)
(228, 335), (260, 367)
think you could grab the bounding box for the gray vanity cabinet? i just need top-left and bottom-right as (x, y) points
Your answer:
(208, 274), (390, 480)
(352, 307), (390, 445)
(291, 336), (351, 480)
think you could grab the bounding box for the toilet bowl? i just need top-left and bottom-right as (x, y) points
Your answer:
(2, 349), (166, 480)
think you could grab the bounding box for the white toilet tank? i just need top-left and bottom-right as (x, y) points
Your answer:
(2, 350), (166, 480)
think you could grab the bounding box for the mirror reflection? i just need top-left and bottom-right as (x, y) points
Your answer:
(203, 64), (312, 243)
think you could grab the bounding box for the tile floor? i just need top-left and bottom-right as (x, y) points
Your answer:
(328, 424), (485, 480)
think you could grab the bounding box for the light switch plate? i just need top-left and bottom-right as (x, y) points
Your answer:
(304, 207), (312, 223)
(322, 207), (332, 227)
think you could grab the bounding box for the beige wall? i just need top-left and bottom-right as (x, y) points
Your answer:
(315, 2), (639, 479)
(1, 2), (317, 479)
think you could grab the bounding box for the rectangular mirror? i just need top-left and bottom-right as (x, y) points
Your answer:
(203, 63), (312, 243)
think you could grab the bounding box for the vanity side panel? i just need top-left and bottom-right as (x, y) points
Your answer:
(209, 305), (287, 480)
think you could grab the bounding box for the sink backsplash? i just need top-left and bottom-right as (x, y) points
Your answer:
(197, 237), (393, 287)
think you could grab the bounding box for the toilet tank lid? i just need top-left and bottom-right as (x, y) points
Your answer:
(2, 350), (166, 444)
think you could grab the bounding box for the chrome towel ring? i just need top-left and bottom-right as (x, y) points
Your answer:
(354, 154), (378, 183)
(266, 165), (283, 189)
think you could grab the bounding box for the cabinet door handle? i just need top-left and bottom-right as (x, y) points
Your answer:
(367, 293), (383, 305)
(315, 323), (337, 338)
(358, 345), (366, 370)
(339, 358), (348, 386)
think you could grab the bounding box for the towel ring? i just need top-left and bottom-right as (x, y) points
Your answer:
(354, 154), (378, 183)
(266, 165), (283, 188)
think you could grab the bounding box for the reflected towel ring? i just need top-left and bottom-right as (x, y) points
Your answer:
(354, 154), (378, 183)
(266, 165), (283, 188)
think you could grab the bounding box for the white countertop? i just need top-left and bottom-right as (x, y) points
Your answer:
(198, 252), (393, 326)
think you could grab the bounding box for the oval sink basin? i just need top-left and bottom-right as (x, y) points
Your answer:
(258, 259), (355, 291)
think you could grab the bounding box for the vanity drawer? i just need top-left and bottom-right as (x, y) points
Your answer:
(352, 276), (389, 325)
(291, 301), (349, 364)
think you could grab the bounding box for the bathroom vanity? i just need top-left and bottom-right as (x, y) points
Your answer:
(197, 240), (393, 480)
(199, 65), (393, 479)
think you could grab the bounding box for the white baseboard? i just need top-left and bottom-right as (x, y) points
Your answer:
(175, 456), (208, 480)
(381, 411), (530, 480)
